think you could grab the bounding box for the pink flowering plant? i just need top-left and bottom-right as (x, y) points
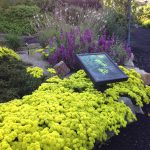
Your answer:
(48, 28), (131, 70)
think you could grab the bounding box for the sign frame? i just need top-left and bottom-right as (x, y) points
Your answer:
(76, 52), (128, 86)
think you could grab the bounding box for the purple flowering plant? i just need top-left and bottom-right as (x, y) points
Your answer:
(48, 28), (131, 70)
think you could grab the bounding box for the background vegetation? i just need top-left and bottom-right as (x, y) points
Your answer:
(0, 47), (45, 102)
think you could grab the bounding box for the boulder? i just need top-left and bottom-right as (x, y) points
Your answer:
(118, 97), (144, 115)
(54, 61), (70, 77)
(125, 66), (150, 85)
(125, 53), (135, 67)
(134, 68), (150, 85)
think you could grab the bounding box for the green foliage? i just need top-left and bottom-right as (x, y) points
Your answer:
(0, 5), (40, 35)
(102, 0), (136, 14)
(0, 0), (58, 12)
(0, 0), (33, 8)
(0, 66), (149, 149)
(105, 9), (128, 39)
(32, 0), (58, 12)
(5, 5), (40, 19)
(5, 34), (21, 50)
(110, 43), (129, 64)
(38, 27), (60, 47)
(78, 7), (127, 39)
(0, 47), (45, 102)
(136, 4), (150, 28)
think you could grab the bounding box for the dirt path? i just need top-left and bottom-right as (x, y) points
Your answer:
(18, 50), (49, 72)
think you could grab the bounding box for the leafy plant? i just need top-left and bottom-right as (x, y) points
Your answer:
(135, 4), (150, 28)
(0, 47), (45, 102)
(38, 27), (60, 47)
(48, 28), (131, 70)
(0, 5), (40, 35)
(5, 34), (22, 50)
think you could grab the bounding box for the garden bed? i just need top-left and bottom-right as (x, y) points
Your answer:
(99, 108), (150, 150)
(0, 56), (150, 149)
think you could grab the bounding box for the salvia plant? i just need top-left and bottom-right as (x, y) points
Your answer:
(48, 28), (131, 70)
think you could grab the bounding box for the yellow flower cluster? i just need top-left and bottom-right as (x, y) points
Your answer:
(0, 67), (149, 150)
(0, 47), (20, 60)
(26, 67), (44, 78)
(47, 68), (56, 74)
(105, 66), (150, 107)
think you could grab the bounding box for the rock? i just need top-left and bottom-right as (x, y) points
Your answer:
(118, 97), (144, 115)
(125, 53), (135, 67)
(26, 43), (41, 50)
(125, 66), (150, 85)
(54, 61), (70, 77)
(134, 68), (150, 85)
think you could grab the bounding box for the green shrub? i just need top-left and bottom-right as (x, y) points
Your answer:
(5, 5), (40, 19)
(0, 5), (40, 35)
(5, 34), (21, 50)
(0, 66), (149, 149)
(38, 27), (60, 47)
(0, 47), (45, 102)
(0, 0), (33, 8)
(105, 9), (127, 39)
(77, 7), (127, 39)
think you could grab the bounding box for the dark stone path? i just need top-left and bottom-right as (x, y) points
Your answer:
(131, 28), (150, 72)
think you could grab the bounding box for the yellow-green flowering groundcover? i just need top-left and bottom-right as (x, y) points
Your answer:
(0, 66), (150, 150)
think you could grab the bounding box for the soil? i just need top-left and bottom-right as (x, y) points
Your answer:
(96, 27), (150, 150)
(99, 105), (150, 150)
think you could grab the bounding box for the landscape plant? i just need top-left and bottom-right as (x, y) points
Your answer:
(0, 5), (40, 35)
(135, 4), (150, 28)
(5, 34), (22, 50)
(0, 66), (149, 149)
(0, 47), (45, 102)
(48, 28), (131, 70)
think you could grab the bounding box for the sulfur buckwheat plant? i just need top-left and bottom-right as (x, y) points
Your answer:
(0, 47), (20, 60)
(26, 67), (44, 78)
(0, 67), (150, 150)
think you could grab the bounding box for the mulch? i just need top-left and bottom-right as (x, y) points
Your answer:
(98, 105), (150, 150)
(96, 27), (150, 150)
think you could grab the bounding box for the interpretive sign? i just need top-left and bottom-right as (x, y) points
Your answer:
(76, 53), (128, 86)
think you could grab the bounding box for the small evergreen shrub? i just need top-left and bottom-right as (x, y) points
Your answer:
(0, 47), (45, 102)
(5, 34), (21, 50)
(0, 5), (40, 35)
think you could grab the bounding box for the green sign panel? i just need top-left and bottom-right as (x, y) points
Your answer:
(76, 53), (128, 85)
